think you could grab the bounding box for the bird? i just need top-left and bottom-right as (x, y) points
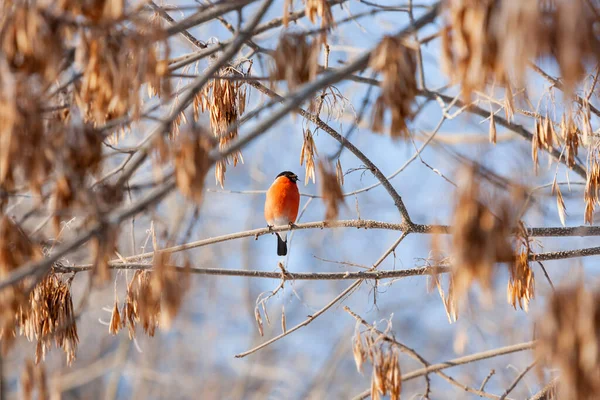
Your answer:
(264, 171), (300, 256)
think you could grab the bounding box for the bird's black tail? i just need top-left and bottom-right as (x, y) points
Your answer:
(276, 234), (287, 256)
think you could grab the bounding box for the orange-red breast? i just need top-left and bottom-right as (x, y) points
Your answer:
(264, 171), (300, 256)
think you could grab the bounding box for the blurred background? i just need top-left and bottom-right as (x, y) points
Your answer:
(2, 0), (597, 399)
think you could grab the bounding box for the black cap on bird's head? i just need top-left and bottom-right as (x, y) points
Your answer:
(276, 171), (299, 183)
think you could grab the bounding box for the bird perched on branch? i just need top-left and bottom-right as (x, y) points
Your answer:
(264, 171), (300, 256)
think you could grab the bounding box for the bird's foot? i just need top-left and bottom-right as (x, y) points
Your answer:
(266, 224), (274, 232)
(288, 222), (297, 230)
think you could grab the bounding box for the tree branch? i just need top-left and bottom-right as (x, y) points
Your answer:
(108, 218), (600, 263)
(352, 341), (536, 400)
(56, 264), (446, 280)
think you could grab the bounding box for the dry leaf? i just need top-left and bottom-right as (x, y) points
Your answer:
(300, 129), (318, 185)
(552, 180), (567, 227)
(109, 298), (123, 335)
(254, 307), (264, 337)
(335, 158), (344, 186)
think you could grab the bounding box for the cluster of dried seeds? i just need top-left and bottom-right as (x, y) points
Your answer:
(1, 5), (65, 82)
(536, 283), (600, 400)
(116, 255), (189, 338)
(305, 0), (335, 42)
(369, 36), (418, 138)
(507, 223), (535, 311)
(449, 166), (516, 303)
(123, 270), (160, 338)
(318, 160), (344, 220)
(18, 274), (79, 365)
(0, 217), (43, 350)
(197, 67), (247, 188)
(586, 143), (600, 224)
(352, 321), (402, 400)
(151, 252), (190, 329)
(173, 128), (213, 203)
(442, 0), (600, 97)
(76, 30), (170, 124)
(52, 124), (107, 232)
(442, 0), (507, 98)
(530, 111), (584, 172)
(0, 73), (50, 198)
(56, 0), (126, 22)
(270, 33), (320, 91)
(434, 178), (534, 318)
(507, 251), (534, 311)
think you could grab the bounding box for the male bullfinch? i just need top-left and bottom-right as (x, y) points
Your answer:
(264, 171), (300, 256)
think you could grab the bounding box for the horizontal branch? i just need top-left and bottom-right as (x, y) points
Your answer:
(110, 219), (600, 263)
(532, 245), (600, 261)
(122, 219), (405, 261)
(60, 242), (600, 278)
(403, 341), (535, 381)
(55, 263), (446, 280)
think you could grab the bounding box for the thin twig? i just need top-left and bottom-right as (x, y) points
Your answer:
(499, 362), (536, 400)
(480, 369), (496, 392)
